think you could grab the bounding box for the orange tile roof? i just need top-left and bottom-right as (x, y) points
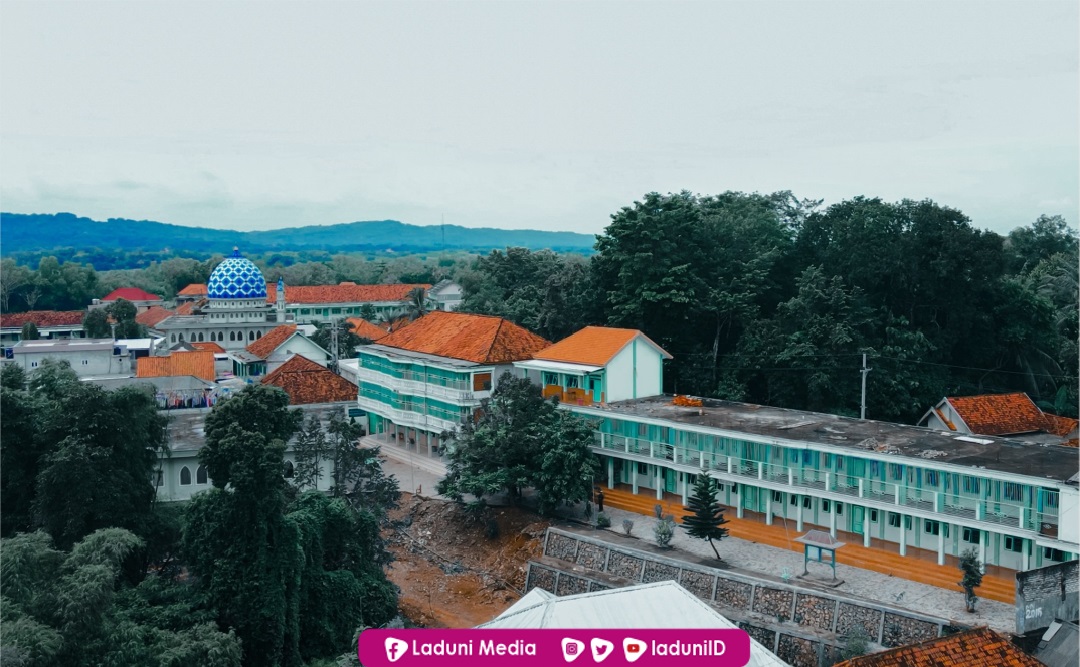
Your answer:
(0, 310), (86, 328)
(173, 300), (203, 315)
(178, 283), (208, 296)
(191, 341), (225, 354)
(266, 282), (431, 305)
(136, 351), (215, 381)
(377, 310), (550, 364)
(245, 324), (298, 359)
(261, 355), (356, 405)
(1042, 412), (1079, 437)
(834, 627), (1043, 667)
(345, 317), (389, 341)
(102, 287), (161, 302)
(948, 392), (1074, 437)
(533, 326), (672, 366)
(136, 305), (175, 328)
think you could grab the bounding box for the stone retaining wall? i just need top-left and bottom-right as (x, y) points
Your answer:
(532, 528), (966, 653)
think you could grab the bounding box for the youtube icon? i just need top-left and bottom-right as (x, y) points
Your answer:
(622, 638), (646, 664)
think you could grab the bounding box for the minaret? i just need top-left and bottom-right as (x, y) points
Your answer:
(276, 276), (286, 321)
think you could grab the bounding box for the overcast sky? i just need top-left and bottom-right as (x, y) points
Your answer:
(1, 1), (1077, 235)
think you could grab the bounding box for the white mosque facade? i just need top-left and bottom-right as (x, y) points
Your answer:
(153, 249), (292, 349)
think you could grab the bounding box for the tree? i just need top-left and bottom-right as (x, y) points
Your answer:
(958, 548), (983, 613)
(82, 308), (111, 339)
(0, 529), (242, 667)
(293, 415), (329, 492)
(310, 320), (364, 365)
(105, 298), (145, 339)
(405, 286), (428, 321)
(20, 322), (40, 340)
(358, 303), (378, 322)
(0, 258), (32, 311)
(682, 471), (729, 560)
(437, 372), (599, 515)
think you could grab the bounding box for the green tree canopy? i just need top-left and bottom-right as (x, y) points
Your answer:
(682, 471), (729, 560)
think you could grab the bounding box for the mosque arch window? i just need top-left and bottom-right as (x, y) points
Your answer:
(229, 331), (236, 342)
(180, 466), (191, 486)
(196, 465), (208, 484)
(249, 331), (255, 341)
(257, 331), (263, 339)
(171, 334), (176, 343)
(178, 333), (185, 342)
(197, 332), (204, 342)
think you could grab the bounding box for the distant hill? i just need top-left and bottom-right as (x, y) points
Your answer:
(0, 212), (597, 257)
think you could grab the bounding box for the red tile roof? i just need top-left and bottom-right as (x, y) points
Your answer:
(377, 311), (550, 364)
(533, 326), (672, 366)
(136, 305), (175, 328)
(245, 324), (298, 359)
(0, 310), (86, 328)
(177, 283), (208, 296)
(102, 287), (161, 302)
(191, 341), (225, 354)
(1042, 412), (1079, 438)
(345, 317), (389, 341)
(174, 300), (202, 315)
(947, 392), (1077, 437)
(834, 627), (1043, 667)
(261, 355), (356, 404)
(136, 351), (215, 381)
(266, 282), (431, 305)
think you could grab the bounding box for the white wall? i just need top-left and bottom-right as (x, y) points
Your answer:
(158, 448), (335, 502)
(16, 349), (128, 377)
(266, 336), (329, 373)
(1059, 486), (1079, 544)
(606, 338), (664, 402)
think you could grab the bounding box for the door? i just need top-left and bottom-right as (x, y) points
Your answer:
(851, 506), (865, 535)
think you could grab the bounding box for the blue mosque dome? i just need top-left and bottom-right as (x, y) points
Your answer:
(207, 248), (267, 300)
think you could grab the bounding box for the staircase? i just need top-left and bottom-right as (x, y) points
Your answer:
(601, 486), (1016, 604)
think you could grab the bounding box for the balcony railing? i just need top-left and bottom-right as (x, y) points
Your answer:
(357, 395), (460, 433)
(593, 432), (1061, 539)
(542, 385), (601, 406)
(354, 365), (476, 403)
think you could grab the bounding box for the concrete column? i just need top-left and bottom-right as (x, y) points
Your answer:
(895, 486), (901, 505)
(796, 498), (804, 532)
(864, 509), (871, 547)
(976, 502), (984, 521)
(656, 466), (664, 501)
(607, 458), (614, 489)
(825, 472), (831, 490)
(979, 531), (987, 573)
(765, 493), (773, 526)
(727, 457), (733, 475)
(1020, 507), (1026, 530)
(737, 501), (744, 519)
(829, 504), (837, 538)
(649, 441), (654, 459)
(426, 432), (433, 456)
(937, 528), (946, 566)
(935, 492), (941, 512)
(899, 519), (907, 556)
(788, 469), (794, 486)
(681, 473), (688, 505)
(1022, 539), (1031, 571)
(858, 479), (864, 498)
(632, 468), (639, 495)
(758, 464), (764, 480)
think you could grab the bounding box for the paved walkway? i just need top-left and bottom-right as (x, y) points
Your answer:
(595, 487), (1017, 632)
(361, 436), (447, 498)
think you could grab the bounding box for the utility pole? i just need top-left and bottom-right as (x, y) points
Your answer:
(330, 318), (340, 372)
(860, 353), (871, 420)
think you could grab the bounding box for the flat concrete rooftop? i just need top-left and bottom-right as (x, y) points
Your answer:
(589, 396), (1080, 483)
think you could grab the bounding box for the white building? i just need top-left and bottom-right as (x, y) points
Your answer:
(515, 326), (671, 405)
(6, 339), (130, 377)
(228, 324), (331, 378)
(427, 280), (463, 311)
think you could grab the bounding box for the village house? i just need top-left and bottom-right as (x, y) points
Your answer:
(228, 324), (330, 378)
(6, 338), (130, 377)
(919, 392), (1079, 447)
(92, 287), (164, 312)
(0, 310), (86, 345)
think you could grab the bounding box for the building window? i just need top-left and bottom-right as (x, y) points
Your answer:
(888, 512), (901, 528)
(1044, 547), (1066, 562)
(249, 331), (255, 341)
(730, 484), (738, 495)
(197, 465), (208, 485)
(924, 520), (940, 536)
(257, 331), (262, 339)
(836, 503), (843, 515)
(1042, 489), (1060, 509)
(1003, 482), (1024, 501)
(283, 461), (294, 478)
(637, 462), (648, 475)
(962, 528), (981, 544)
(822, 500), (831, 513)
(473, 372), (492, 391)
(230, 331), (236, 342)
(773, 491), (783, 503)
(180, 467), (191, 485)
(789, 494), (798, 506)
(963, 476), (980, 494)
(869, 509), (879, 522)
(802, 496), (812, 509)
(1005, 536), (1024, 552)
(890, 463), (905, 480)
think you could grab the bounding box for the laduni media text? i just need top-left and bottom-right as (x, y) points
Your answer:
(358, 628), (752, 666)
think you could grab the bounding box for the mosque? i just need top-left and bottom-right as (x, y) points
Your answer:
(153, 248), (291, 349)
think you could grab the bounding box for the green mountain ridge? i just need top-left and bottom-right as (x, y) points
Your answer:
(0, 212), (597, 256)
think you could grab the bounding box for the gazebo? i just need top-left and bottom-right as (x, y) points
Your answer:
(794, 530), (845, 581)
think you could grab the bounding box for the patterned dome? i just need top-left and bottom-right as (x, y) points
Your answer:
(207, 248), (267, 299)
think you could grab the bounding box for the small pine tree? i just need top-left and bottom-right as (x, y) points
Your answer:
(20, 321), (40, 341)
(958, 548), (983, 612)
(682, 470), (729, 560)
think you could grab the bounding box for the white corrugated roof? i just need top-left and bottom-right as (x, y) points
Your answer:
(479, 581), (787, 667)
(513, 359), (604, 374)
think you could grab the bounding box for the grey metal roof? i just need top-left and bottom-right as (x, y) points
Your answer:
(1034, 621), (1079, 667)
(587, 395), (1080, 482)
(478, 581), (786, 667)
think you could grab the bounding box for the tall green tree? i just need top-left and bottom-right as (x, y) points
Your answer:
(105, 298), (145, 339)
(682, 471), (729, 560)
(958, 548), (983, 613)
(437, 372), (599, 514)
(82, 308), (111, 338)
(19, 322), (39, 340)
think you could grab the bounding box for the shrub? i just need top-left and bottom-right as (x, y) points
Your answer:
(654, 517), (675, 548)
(654, 504), (663, 519)
(622, 519), (634, 536)
(596, 513), (611, 529)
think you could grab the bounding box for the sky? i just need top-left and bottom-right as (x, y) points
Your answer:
(1, 1), (1077, 235)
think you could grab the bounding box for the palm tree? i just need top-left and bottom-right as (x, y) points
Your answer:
(405, 286), (429, 321)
